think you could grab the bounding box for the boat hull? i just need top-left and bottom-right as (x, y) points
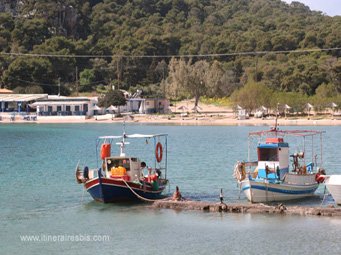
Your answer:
(85, 177), (167, 203)
(325, 175), (341, 205)
(240, 179), (319, 203)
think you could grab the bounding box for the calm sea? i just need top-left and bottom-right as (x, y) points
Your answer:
(0, 124), (340, 254)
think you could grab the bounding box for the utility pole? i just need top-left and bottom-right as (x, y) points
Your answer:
(75, 66), (79, 96)
(58, 77), (61, 97)
(116, 57), (120, 90)
(255, 56), (258, 81)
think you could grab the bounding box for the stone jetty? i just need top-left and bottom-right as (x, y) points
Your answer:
(153, 200), (341, 217)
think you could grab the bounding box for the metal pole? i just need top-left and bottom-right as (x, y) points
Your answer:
(320, 133), (323, 167)
(303, 136), (306, 165)
(165, 135), (168, 180)
(248, 137), (250, 162)
(312, 135), (314, 166)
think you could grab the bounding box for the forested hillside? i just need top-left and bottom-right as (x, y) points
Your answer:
(0, 0), (340, 105)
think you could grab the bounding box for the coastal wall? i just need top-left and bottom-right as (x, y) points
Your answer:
(153, 200), (341, 217)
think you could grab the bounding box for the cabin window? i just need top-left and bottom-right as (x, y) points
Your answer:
(108, 159), (130, 171)
(258, 148), (278, 161)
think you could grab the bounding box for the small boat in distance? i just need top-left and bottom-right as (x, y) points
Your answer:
(76, 132), (169, 203)
(324, 175), (341, 205)
(233, 125), (326, 203)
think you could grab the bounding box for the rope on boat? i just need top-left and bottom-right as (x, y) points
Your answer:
(121, 178), (166, 203)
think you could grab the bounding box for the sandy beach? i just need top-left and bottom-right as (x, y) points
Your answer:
(1, 100), (340, 126)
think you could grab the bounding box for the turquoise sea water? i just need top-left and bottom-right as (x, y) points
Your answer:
(0, 124), (340, 254)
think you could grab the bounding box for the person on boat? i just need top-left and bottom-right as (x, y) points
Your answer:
(140, 161), (154, 181)
(155, 168), (162, 178)
(220, 188), (224, 204)
(140, 162), (147, 178)
(172, 186), (182, 201)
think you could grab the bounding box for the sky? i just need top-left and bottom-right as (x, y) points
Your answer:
(283, 0), (341, 16)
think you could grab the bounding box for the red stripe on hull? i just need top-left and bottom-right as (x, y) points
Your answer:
(84, 177), (166, 193)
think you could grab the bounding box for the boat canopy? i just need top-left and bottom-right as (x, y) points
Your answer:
(98, 134), (167, 140)
(249, 129), (325, 138)
(258, 143), (289, 149)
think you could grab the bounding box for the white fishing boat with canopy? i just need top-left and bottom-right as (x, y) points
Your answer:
(233, 126), (327, 203)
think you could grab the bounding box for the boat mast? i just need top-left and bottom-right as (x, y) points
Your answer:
(119, 120), (127, 156)
(320, 133), (323, 167)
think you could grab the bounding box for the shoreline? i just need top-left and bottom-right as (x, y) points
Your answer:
(1, 114), (341, 126)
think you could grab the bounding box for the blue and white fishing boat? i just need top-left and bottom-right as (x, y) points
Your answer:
(76, 132), (168, 203)
(233, 125), (326, 203)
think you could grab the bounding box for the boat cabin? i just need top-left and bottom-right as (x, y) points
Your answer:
(103, 156), (141, 182)
(257, 138), (289, 180)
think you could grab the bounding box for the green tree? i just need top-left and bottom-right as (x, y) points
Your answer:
(98, 89), (127, 115)
(11, 18), (50, 51)
(79, 69), (96, 92)
(231, 81), (273, 113)
(2, 57), (55, 94)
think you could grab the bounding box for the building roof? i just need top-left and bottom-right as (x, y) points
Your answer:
(0, 94), (48, 102)
(0, 88), (14, 94)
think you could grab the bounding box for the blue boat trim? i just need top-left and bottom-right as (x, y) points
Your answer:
(242, 184), (318, 195)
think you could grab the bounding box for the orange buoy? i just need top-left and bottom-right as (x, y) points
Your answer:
(101, 143), (111, 159)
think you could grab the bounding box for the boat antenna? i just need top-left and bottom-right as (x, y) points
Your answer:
(272, 103), (279, 133)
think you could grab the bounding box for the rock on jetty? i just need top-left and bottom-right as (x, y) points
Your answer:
(153, 200), (341, 217)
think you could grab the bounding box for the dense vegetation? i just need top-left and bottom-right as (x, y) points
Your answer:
(0, 0), (340, 110)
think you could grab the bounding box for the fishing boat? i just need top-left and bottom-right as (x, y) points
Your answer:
(233, 125), (326, 203)
(75, 132), (169, 203)
(324, 175), (341, 205)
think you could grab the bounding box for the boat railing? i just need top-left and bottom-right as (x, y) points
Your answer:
(244, 161), (258, 167)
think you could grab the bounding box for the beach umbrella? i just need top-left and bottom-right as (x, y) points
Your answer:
(260, 105), (267, 111)
(331, 102), (338, 108)
(92, 105), (102, 111)
(330, 102), (338, 117)
(92, 105), (101, 119)
(284, 104), (291, 118)
(106, 105), (118, 119)
(306, 103), (313, 118)
(177, 105), (188, 112)
(191, 105), (202, 113)
(236, 105), (243, 110)
(306, 103), (313, 109)
(106, 105), (118, 111)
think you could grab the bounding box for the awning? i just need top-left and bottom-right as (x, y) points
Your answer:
(92, 105), (102, 110)
(0, 94), (48, 102)
(30, 101), (89, 106)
